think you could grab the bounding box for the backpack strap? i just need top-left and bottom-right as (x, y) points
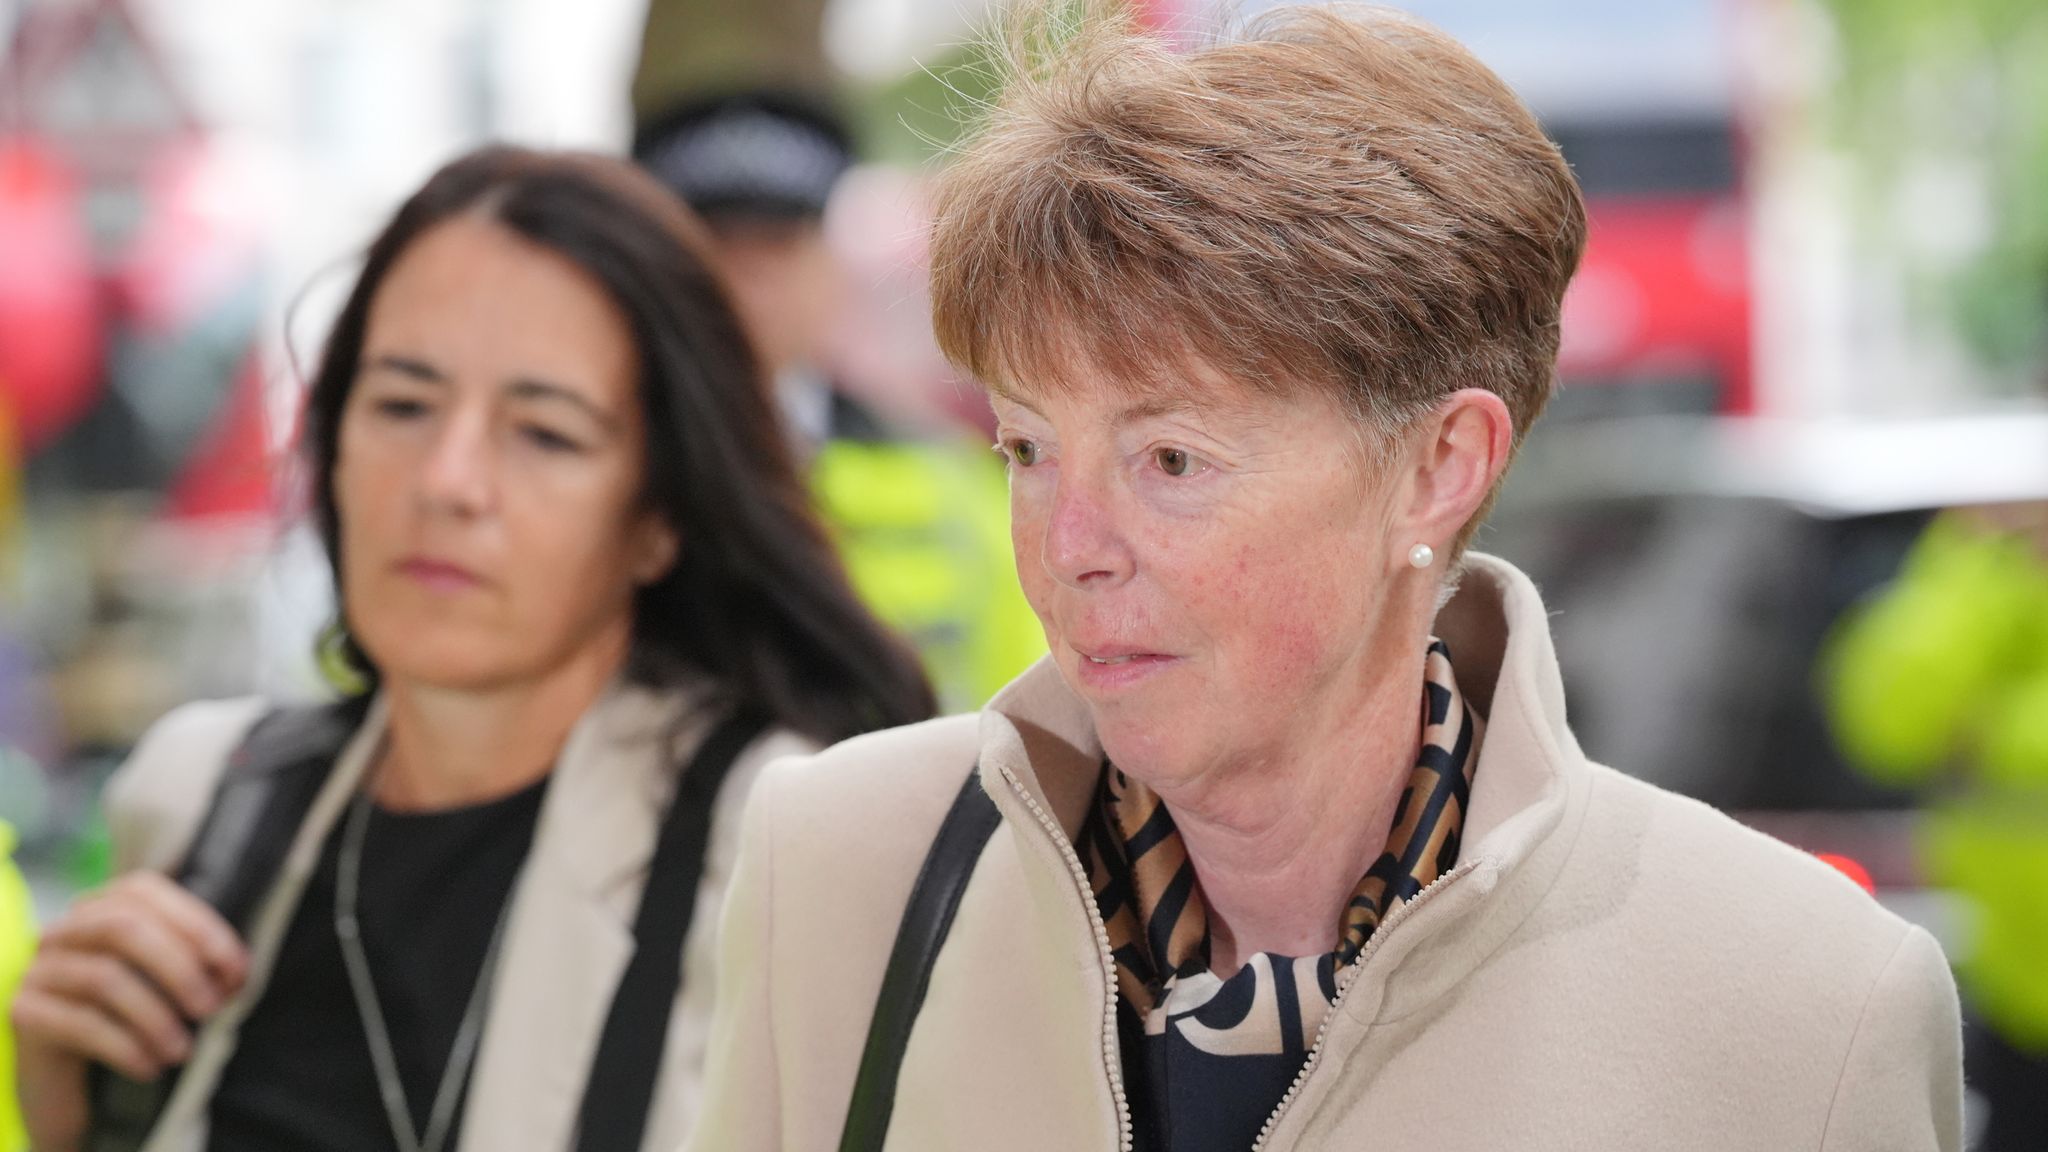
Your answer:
(88, 698), (367, 1152)
(176, 699), (371, 924)
(574, 706), (773, 1152)
(837, 765), (1002, 1152)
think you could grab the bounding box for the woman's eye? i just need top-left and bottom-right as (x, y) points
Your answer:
(1002, 439), (1041, 467)
(372, 397), (429, 420)
(521, 425), (583, 454)
(1154, 447), (1201, 477)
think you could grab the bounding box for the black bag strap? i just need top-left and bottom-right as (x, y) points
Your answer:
(176, 699), (370, 924)
(837, 765), (1002, 1152)
(94, 697), (764, 1152)
(88, 698), (367, 1152)
(575, 706), (772, 1152)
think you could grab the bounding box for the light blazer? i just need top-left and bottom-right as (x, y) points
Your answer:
(688, 554), (1964, 1152)
(100, 677), (813, 1152)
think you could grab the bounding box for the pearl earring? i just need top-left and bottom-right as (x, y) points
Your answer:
(1408, 543), (1435, 569)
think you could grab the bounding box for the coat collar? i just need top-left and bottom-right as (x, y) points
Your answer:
(978, 552), (1583, 856)
(526, 674), (715, 904)
(145, 693), (393, 1152)
(358, 672), (714, 909)
(143, 675), (718, 1152)
(972, 553), (1592, 1027)
(459, 673), (714, 1152)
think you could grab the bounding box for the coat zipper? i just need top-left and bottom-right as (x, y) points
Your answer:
(1248, 860), (1478, 1152)
(993, 764), (1137, 1152)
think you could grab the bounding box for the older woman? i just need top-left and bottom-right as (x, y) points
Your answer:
(11, 148), (931, 1152)
(688, 7), (1963, 1152)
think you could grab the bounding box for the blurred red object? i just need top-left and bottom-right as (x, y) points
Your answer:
(165, 354), (273, 521)
(1814, 852), (1878, 895)
(1559, 195), (1753, 414)
(0, 138), (103, 453)
(115, 139), (263, 334)
(119, 140), (273, 521)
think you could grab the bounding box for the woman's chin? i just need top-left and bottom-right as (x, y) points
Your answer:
(358, 632), (529, 694)
(1089, 710), (1197, 780)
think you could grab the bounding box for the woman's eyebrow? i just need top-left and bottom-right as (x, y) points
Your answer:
(505, 378), (623, 433)
(1111, 398), (1203, 425)
(365, 353), (447, 383)
(986, 381), (1046, 418)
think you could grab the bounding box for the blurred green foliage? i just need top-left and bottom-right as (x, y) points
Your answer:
(1817, 0), (2048, 382)
(849, 0), (1118, 164)
(853, 47), (1003, 166)
(1824, 513), (2048, 1049)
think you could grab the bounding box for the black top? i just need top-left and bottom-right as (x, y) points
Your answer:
(208, 776), (549, 1152)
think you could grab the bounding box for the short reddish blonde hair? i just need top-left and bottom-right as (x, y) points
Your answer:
(929, 3), (1587, 552)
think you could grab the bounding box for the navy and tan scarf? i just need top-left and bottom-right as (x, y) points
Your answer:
(1075, 639), (1482, 1152)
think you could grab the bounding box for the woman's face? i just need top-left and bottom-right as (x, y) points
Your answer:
(995, 367), (1417, 786)
(334, 216), (677, 691)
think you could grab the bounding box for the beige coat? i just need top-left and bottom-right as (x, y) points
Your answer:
(688, 554), (1963, 1152)
(101, 678), (813, 1152)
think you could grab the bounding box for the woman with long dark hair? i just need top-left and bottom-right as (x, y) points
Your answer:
(11, 146), (933, 1152)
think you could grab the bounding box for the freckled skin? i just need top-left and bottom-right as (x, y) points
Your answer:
(994, 371), (1420, 798)
(996, 365), (1511, 962)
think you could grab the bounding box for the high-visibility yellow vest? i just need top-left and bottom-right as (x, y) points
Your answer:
(811, 435), (1044, 714)
(0, 820), (36, 1152)
(1824, 514), (2048, 1050)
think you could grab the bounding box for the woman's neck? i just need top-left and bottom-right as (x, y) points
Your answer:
(372, 628), (630, 811)
(1150, 647), (1427, 975)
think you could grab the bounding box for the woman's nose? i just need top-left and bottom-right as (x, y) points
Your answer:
(1040, 472), (1132, 590)
(415, 411), (495, 518)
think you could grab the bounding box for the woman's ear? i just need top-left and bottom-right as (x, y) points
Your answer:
(1400, 388), (1514, 550)
(630, 515), (681, 587)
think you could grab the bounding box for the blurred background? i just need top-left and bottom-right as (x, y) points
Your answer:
(0, 0), (2043, 1146)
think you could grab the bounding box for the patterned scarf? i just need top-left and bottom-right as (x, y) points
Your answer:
(1075, 639), (1482, 1151)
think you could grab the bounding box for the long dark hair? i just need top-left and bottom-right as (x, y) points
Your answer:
(304, 146), (935, 743)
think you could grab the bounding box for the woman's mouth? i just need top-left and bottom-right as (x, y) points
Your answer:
(397, 556), (484, 592)
(1071, 647), (1178, 690)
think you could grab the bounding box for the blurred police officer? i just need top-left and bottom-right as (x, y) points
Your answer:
(636, 91), (1042, 712)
